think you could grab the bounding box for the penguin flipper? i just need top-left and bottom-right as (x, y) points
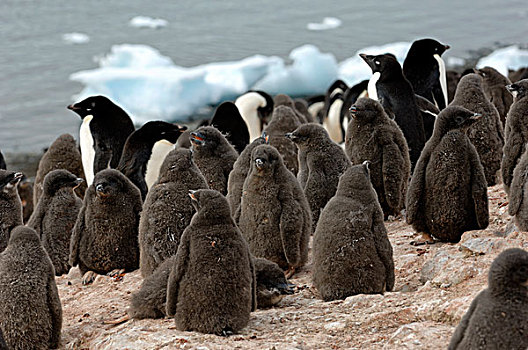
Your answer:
(406, 144), (432, 229)
(448, 291), (482, 350)
(381, 140), (405, 210)
(432, 85), (447, 110)
(372, 209), (395, 291)
(47, 272), (63, 349)
(469, 145), (489, 229)
(502, 133), (524, 192)
(166, 231), (190, 317)
(69, 204), (86, 267)
(278, 192), (303, 267)
(93, 144), (113, 173)
(508, 161), (528, 216)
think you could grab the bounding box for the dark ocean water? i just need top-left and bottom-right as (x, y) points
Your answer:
(1, 0), (527, 152)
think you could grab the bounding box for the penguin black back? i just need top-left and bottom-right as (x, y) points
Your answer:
(118, 121), (186, 200)
(403, 38), (450, 110)
(210, 102), (250, 154)
(360, 53), (426, 168)
(67, 95), (135, 186)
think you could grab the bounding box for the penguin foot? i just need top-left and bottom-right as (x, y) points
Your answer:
(410, 233), (436, 246)
(284, 267), (296, 279)
(107, 269), (126, 281)
(82, 271), (98, 285)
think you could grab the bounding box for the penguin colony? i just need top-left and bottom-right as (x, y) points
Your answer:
(1, 37), (528, 348)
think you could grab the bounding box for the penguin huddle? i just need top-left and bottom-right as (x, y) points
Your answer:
(1, 37), (528, 348)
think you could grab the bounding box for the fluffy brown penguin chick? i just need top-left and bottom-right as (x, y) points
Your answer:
(450, 73), (504, 186)
(263, 106), (302, 175)
(449, 248), (528, 349)
(253, 257), (295, 308)
(139, 148), (208, 277)
(313, 162), (395, 301)
(34, 133), (86, 205)
(406, 106), (489, 244)
(476, 66), (513, 126)
(28, 170), (83, 275)
(502, 79), (528, 193)
(226, 132), (268, 220)
(237, 144), (311, 277)
(345, 97), (411, 219)
(0, 226), (62, 350)
(287, 123), (350, 226)
(69, 169), (142, 285)
(189, 126), (238, 195)
(0, 170), (23, 252)
(166, 189), (256, 336)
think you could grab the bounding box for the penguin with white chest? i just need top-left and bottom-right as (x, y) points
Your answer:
(117, 121), (187, 200)
(235, 90), (274, 142)
(403, 38), (450, 110)
(67, 96), (135, 187)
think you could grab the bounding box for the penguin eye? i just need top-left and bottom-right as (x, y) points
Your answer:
(375, 61), (380, 65)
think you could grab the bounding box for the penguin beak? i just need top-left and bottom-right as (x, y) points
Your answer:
(10, 172), (24, 184)
(188, 190), (197, 201)
(285, 132), (297, 141)
(470, 113), (482, 121)
(506, 84), (516, 92)
(261, 131), (269, 144)
(190, 132), (205, 146)
(73, 178), (84, 190)
(349, 106), (357, 117)
(176, 124), (188, 132)
(444, 44), (450, 50)
(359, 53), (376, 70)
(277, 282), (296, 295)
(255, 158), (264, 170)
(67, 104), (80, 111)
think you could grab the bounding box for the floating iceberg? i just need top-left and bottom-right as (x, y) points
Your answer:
(62, 32), (90, 44)
(253, 45), (338, 96)
(70, 42), (526, 125)
(338, 42), (411, 86)
(307, 17), (342, 31)
(129, 16), (168, 29)
(476, 45), (528, 76)
(70, 45), (280, 123)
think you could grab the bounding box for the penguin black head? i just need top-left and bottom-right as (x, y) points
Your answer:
(327, 80), (349, 99)
(210, 102), (249, 154)
(67, 95), (122, 119)
(133, 121), (187, 146)
(43, 169), (83, 196)
(7, 225), (41, 247)
(159, 148), (194, 178)
(251, 144), (282, 176)
(488, 248), (528, 295)
(349, 97), (386, 123)
(0, 170), (23, 193)
(360, 53), (402, 78)
(286, 123), (329, 148)
(93, 169), (128, 200)
(506, 79), (528, 100)
(336, 162), (371, 195)
(189, 126), (228, 153)
(407, 38), (450, 58)
(434, 106), (481, 136)
(188, 189), (231, 218)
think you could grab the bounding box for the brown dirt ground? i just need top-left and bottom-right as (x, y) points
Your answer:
(57, 183), (528, 349)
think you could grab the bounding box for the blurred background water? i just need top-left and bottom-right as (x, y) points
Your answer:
(1, 0), (527, 153)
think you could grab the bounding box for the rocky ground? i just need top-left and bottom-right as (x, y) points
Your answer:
(57, 183), (527, 349)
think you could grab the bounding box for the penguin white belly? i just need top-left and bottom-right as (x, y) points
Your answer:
(368, 72), (380, 101)
(324, 99), (344, 143)
(308, 101), (324, 119)
(235, 92), (266, 142)
(80, 115), (95, 186)
(145, 140), (175, 189)
(434, 54), (448, 108)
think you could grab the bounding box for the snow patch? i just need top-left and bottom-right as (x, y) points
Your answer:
(476, 45), (528, 76)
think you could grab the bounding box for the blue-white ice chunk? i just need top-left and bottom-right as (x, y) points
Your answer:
(307, 17), (342, 31)
(253, 45), (338, 96)
(476, 45), (528, 76)
(129, 16), (168, 29)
